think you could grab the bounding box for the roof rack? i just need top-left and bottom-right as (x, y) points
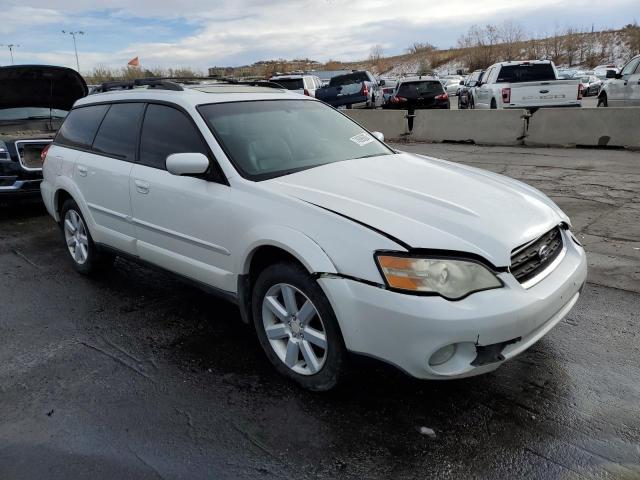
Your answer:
(214, 78), (285, 89)
(95, 78), (185, 93)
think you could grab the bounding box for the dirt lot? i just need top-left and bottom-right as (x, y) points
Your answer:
(1, 144), (639, 479)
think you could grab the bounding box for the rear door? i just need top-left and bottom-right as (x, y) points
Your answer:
(73, 103), (144, 254)
(129, 103), (233, 291)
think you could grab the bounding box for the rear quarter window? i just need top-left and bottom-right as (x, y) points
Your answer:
(55, 105), (109, 150)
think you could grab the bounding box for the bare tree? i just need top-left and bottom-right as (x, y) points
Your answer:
(369, 44), (384, 63)
(499, 20), (526, 60)
(407, 42), (436, 54)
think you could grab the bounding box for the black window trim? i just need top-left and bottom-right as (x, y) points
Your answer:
(53, 99), (228, 185)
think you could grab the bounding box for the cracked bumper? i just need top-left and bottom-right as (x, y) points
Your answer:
(318, 232), (587, 379)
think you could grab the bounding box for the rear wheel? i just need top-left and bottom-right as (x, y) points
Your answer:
(252, 262), (346, 391)
(597, 93), (608, 107)
(60, 199), (113, 275)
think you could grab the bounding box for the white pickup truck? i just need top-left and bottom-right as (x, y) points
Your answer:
(474, 60), (582, 109)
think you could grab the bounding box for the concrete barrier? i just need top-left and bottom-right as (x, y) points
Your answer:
(525, 108), (640, 148)
(410, 109), (528, 146)
(343, 109), (409, 140)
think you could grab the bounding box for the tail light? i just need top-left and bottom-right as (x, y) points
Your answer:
(41, 144), (52, 166)
(501, 88), (511, 104)
(577, 83), (584, 100)
(390, 96), (407, 104)
(435, 93), (449, 101)
(303, 88), (310, 96)
(361, 83), (369, 96)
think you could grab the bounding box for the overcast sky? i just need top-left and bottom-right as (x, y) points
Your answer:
(2, 0), (637, 72)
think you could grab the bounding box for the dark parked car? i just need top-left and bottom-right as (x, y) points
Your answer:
(458, 70), (484, 109)
(0, 65), (87, 200)
(315, 70), (383, 109)
(384, 76), (450, 111)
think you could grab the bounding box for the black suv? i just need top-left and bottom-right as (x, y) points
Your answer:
(0, 65), (87, 200)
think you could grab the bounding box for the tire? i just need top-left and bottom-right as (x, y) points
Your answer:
(597, 94), (608, 107)
(252, 262), (346, 391)
(60, 199), (113, 275)
(490, 99), (497, 109)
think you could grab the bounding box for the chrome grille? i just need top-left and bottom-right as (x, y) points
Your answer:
(510, 226), (563, 284)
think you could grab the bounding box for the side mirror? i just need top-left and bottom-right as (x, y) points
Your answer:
(379, 79), (386, 86)
(459, 80), (464, 85)
(371, 131), (385, 142)
(166, 153), (209, 176)
(605, 70), (616, 79)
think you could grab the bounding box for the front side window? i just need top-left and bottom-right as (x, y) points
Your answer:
(92, 103), (145, 161)
(139, 104), (208, 170)
(55, 104), (109, 150)
(199, 100), (393, 181)
(621, 57), (640, 77)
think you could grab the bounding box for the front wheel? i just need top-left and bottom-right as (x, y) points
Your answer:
(597, 94), (608, 107)
(252, 262), (346, 391)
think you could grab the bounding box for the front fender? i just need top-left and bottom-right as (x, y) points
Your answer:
(236, 225), (337, 275)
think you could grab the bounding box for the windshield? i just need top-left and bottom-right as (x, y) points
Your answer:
(397, 81), (444, 98)
(199, 100), (393, 180)
(497, 64), (556, 83)
(271, 78), (304, 90)
(0, 107), (68, 121)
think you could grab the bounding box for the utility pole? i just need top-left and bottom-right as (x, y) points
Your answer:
(0, 44), (19, 65)
(62, 30), (85, 72)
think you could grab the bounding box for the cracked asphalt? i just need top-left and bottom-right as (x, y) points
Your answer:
(1, 144), (639, 479)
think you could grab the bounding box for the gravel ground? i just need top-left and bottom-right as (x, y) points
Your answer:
(1, 144), (639, 479)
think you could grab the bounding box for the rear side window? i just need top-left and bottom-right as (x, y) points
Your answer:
(92, 103), (145, 161)
(139, 104), (208, 170)
(497, 64), (556, 83)
(397, 81), (444, 98)
(55, 105), (109, 150)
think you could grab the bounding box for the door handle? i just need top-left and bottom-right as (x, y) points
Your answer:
(134, 179), (150, 194)
(77, 165), (88, 177)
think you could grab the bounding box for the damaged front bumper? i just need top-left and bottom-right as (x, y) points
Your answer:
(317, 233), (587, 380)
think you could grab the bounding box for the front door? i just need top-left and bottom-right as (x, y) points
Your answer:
(129, 103), (234, 292)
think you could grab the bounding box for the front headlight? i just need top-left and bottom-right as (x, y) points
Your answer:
(376, 253), (503, 300)
(0, 141), (10, 161)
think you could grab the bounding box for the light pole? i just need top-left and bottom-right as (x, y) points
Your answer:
(62, 30), (84, 72)
(0, 44), (19, 65)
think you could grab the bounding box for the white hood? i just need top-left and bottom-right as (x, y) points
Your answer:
(265, 153), (567, 267)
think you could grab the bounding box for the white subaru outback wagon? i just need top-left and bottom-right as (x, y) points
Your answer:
(41, 81), (587, 391)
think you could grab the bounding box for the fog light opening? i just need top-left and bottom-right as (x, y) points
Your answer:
(429, 344), (457, 367)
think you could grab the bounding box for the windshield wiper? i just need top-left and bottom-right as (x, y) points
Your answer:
(25, 115), (65, 120)
(352, 153), (388, 160)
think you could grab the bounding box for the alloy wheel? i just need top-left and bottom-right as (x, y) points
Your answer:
(261, 283), (328, 375)
(63, 209), (89, 265)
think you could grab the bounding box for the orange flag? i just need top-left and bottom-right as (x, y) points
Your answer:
(127, 56), (140, 67)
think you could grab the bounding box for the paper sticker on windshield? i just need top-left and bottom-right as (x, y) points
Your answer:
(349, 132), (374, 146)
